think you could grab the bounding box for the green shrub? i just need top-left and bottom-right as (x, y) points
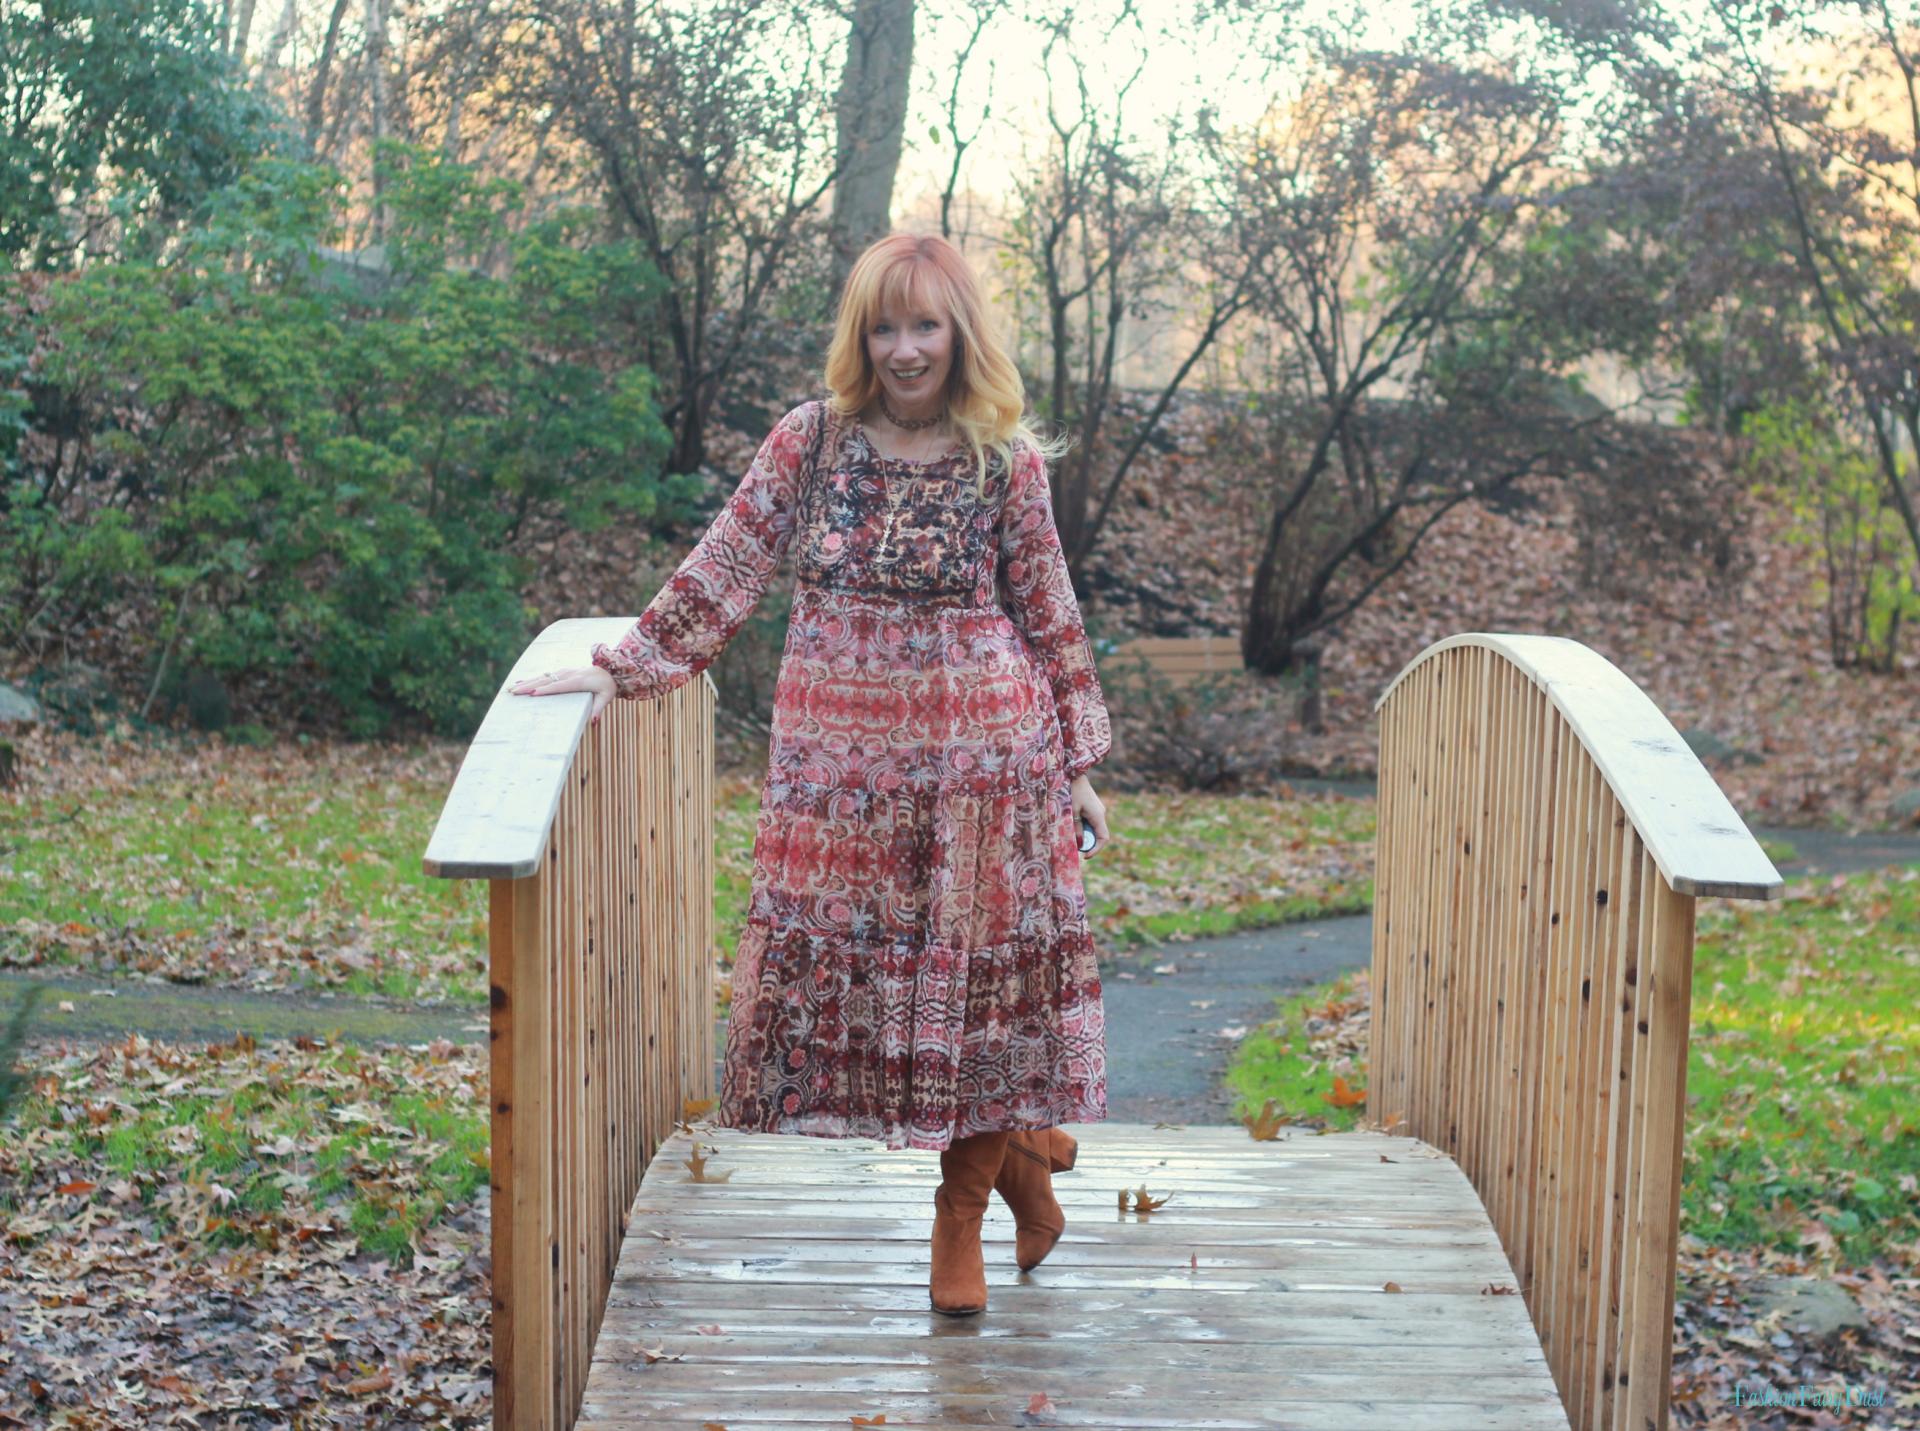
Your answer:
(3, 142), (690, 737)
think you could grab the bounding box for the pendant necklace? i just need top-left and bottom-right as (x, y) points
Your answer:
(874, 398), (950, 568)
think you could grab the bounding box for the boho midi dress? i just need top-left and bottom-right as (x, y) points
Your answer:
(590, 398), (1110, 1152)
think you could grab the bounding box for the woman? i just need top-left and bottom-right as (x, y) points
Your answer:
(510, 232), (1111, 1317)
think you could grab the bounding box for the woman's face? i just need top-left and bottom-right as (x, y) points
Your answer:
(867, 302), (954, 416)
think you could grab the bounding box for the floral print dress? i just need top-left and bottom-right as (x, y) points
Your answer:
(591, 398), (1110, 1151)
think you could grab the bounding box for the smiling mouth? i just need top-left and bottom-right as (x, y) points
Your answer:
(893, 367), (928, 380)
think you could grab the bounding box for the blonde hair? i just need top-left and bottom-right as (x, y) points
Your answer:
(823, 232), (1072, 499)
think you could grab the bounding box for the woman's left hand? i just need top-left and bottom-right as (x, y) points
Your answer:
(1071, 774), (1108, 849)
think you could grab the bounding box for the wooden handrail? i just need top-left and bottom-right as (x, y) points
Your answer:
(423, 617), (717, 1431)
(1369, 633), (1783, 1431)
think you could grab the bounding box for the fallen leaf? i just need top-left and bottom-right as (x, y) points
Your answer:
(344, 1368), (392, 1395)
(1323, 1074), (1368, 1108)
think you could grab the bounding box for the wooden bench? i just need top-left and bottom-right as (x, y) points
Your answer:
(1104, 633), (1245, 686)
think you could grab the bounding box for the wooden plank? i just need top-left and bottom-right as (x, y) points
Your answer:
(489, 875), (552, 1431)
(559, 840), (577, 1431)
(601, 1301), (1550, 1343)
(610, 1213), (1507, 1244)
(602, 1281), (1547, 1323)
(614, 1242), (1519, 1279)
(581, 1124), (1567, 1428)
(1626, 877), (1694, 1431)
(1109, 636), (1242, 655)
(593, 1332), (1551, 1373)
(582, 1361), (1564, 1401)
(422, 616), (642, 879)
(578, 1394), (1573, 1430)
(1574, 756), (1611, 1404)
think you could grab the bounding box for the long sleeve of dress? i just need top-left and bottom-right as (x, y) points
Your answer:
(998, 442), (1112, 780)
(590, 400), (816, 701)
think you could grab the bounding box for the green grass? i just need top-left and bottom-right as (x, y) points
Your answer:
(1, 755), (488, 1002)
(5, 1038), (489, 1267)
(1084, 788), (1376, 948)
(1223, 971), (1373, 1133)
(1685, 861), (1919, 1265)
(1223, 862), (1920, 1264)
(8, 746), (1382, 1004)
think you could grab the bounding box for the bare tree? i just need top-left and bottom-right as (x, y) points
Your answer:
(521, 0), (852, 472)
(926, 0), (1004, 240)
(999, 1), (1267, 578)
(828, 0), (916, 303)
(1508, 0), (1920, 666)
(365, 0), (391, 243)
(1701, 0), (1920, 584)
(305, 0), (354, 158)
(259, 0), (299, 70)
(1208, 23), (1685, 674)
(230, 0), (259, 60)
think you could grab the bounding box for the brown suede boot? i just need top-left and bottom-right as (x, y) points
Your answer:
(1041, 1127), (1077, 1171)
(993, 1127), (1070, 1272)
(930, 1129), (1012, 1316)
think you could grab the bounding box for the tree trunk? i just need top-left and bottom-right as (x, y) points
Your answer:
(232, 0), (257, 61)
(306, 0), (353, 157)
(829, 0), (915, 305)
(262, 0), (299, 70)
(366, 0), (390, 244)
(1243, 549), (1322, 676)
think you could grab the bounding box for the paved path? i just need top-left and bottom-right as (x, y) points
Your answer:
(12, 806), (1916, 1131)
(2, 972), (486, 1048)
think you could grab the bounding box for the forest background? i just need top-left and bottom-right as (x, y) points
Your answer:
(3, 0), (1918, 821)
(2, 0), (1918, 1425)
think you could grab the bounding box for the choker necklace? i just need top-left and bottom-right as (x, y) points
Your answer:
(878, 394), (946, 431)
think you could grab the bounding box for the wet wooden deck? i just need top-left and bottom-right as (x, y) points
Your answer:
(575, 1121), (1572, 1429)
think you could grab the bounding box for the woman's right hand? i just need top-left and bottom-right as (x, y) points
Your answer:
(510, 666), (618, 725)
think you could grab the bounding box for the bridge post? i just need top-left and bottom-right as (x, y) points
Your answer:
(424, 620), (717, 1431)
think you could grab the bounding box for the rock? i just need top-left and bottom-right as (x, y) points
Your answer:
(0, 682), (41, 724)
(1746, 1275), (1870, 1342)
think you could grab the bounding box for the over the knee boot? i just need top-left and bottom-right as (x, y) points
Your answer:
(992, 1127), (1069, 1271)
(930, 1129), (1012, 1316)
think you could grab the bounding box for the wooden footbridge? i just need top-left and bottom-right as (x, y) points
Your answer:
(424, 626), (1783, 1430)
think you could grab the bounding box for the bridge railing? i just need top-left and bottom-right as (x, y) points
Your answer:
(423, 618), (717, 1431)
(1370, 633), (1783, 1431)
